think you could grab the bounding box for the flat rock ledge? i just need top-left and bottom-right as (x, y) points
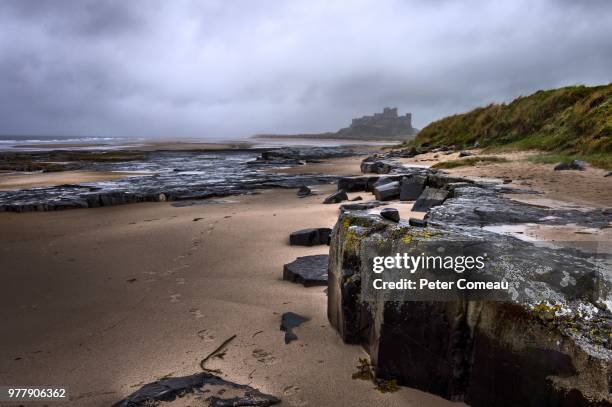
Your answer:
(283, 254), (329, 286)
(113, 372), (280, 407)
(327, 175), (612, 406)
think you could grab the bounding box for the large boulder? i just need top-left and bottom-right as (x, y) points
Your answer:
(373, 181), (400, 201)
(399, 175), (426, 201)
(411, 187), (449, 212)
(289, 228), (331, 246)
(283, 254), (329, 286)
(328, 209), (612, 407)
(323, 190), (348, 204)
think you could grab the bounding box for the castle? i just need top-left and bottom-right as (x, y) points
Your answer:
(337, 107), (416, 140)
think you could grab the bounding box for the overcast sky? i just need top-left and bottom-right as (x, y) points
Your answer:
(0, 0), (610, 139)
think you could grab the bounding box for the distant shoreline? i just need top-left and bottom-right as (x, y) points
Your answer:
(252, 133), (412, 143)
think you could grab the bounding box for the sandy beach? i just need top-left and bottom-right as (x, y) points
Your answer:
(0, 179), (456, 406)
(0, 148), (609, 406)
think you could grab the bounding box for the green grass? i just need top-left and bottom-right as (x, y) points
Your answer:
(406, 84), (612, 168)
(432, 156), (508, 169)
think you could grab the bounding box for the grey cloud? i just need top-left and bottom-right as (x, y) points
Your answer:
(0, 0), (610, 138)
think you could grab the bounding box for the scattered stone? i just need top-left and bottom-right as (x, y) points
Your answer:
(554, 160), (587, 171)
(399, 175), (426, 201)
(379, 208), (400, 222)
(297, 185), (312, 197)
(605, 171), (612, 177)
(280, 312), (309, 344)
(374, 181), (400, 201)
(459, 150), (473, 157)
(323, 190), (348, 204)
(411, 187), (449, 212)
(193, 217), (203, 221)
(283, 255), (329, 287)
(289, 228), (331, 246)
(408, 218), (427, 227)
(350, 196), (363, 201)
(113, 372), (281, 407)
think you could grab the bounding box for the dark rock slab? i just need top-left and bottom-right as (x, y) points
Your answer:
(289, 228), (331, 246)
(374, 181), (400, 201)
(297, 185), (312, 197)
(283, 254), (329, 286)
(338, 176), (376, 192)
(408, 217), (427, 227)
(411, 187), (449, 212)
(323, 190), (348, 204)
(459, 150), (473, 157)
(340, 201), (388, 211)
(399, 175), (426, 201)
(379, 208), (400, 222)
(113, 372), (280, 407)
(280, 312), (310, 344)
(605, 171), (612, 177)
(350, 196), (363, 201)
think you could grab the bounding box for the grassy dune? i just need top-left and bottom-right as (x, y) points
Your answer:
(408, 84), (612, 168)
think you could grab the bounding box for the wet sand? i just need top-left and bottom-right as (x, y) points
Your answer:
(0, 171), (151, 191)
(0, 184), (456, 407)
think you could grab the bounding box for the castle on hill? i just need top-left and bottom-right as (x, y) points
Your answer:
(337, 107), (416, 140)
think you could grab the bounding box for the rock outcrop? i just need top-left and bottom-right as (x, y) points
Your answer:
(327, 173), (612, 406)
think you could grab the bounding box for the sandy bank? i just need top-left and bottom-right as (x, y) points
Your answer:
(397, 150), (612, 208)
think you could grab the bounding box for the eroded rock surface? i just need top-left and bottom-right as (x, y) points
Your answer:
(0, 149), (344, 212)
(328, 173), (612, 406)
